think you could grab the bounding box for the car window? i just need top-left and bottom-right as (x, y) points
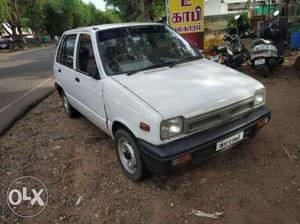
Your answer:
(77, 34), (97, 75)
(61, 34), (77, 68)
(97, 25), (197, 76)
(56, 36), (64, 63)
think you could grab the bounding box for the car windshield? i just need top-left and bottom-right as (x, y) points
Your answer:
(97, 25), (199, 76)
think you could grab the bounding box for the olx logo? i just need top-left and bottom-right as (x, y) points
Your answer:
(6, 176), (48, 218)
(8, 187), (45, 206)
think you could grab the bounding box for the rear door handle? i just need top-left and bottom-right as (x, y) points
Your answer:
(75, 77), (80, 83)
(58, 69), (61, 73)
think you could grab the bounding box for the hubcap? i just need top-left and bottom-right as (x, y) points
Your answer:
(117, 137), (137, 174)
(63, 95), (71, 114)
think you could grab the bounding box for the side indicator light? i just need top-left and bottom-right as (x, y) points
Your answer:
(140, 122), (150, 132)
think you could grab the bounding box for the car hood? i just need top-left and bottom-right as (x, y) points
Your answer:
(112, 59), (264, 119)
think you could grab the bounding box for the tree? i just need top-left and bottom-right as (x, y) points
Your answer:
(0, 0), (9, 34)
(18, 0), (45, 40)
(104, 0), (165, 22)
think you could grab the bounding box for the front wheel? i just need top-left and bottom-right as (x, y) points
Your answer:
(115, 129), (149, 182)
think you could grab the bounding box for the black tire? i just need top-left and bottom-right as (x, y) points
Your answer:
(278, 57), (284, 65)
(262, 63), (270, 77)
(60, 91), (78, 118)
(115, 129), (149, 182)
(295, 57), (300, 71)
(256, 62), (270, 78)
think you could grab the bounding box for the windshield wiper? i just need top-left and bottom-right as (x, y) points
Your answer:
(169, 55), (202, 68)
(127, 63), (171, 76)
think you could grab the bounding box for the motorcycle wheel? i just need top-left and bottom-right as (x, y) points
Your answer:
(261, 63), (270, 78)
(295, 57), (300, 71)
(255, 61), (270, 78)
(278, 57), (284, 65)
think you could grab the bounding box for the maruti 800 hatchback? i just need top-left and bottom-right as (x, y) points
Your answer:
(54, 23), (271, 181)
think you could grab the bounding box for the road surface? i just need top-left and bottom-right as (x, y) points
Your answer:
(0, 46), (56, 135)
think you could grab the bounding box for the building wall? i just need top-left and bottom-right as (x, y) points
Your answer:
(204, 0), (266, 16)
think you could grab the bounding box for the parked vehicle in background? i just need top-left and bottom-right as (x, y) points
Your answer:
(208, 27), (246, 68)
(0, 38), (12, 50)
(250, 11), (284, 77)
(54, 23), (271, 182)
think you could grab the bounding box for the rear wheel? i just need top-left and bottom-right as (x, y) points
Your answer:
(256, 61), (270, 78)
(115, 129), (149, 182)
(262, 63), (270, 77)
(60, 91), (78, 118)
(295, 57), (300, 71)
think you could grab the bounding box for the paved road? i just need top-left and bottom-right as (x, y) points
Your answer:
(0, 46), (56, 135)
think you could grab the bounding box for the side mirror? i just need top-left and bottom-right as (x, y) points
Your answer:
(88, 65), (100, 80)
(235, 15), (241, 20)
(274, 10), (280, 17)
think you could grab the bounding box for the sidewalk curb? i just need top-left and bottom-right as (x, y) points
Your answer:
(0, 88), (55, 137)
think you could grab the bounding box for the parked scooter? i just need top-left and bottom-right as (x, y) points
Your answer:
(250, 10), (284, 77)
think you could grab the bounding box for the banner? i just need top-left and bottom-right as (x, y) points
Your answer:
(167, 0), (204, 34)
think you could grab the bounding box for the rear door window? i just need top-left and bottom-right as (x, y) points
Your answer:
(56, 36), (64, 63)
(60, 34), (77, 68)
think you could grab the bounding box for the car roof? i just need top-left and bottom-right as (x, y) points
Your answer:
(64, 22), (164, 35)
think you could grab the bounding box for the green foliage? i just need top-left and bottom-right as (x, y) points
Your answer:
(0, 0), (9, 23)
(1, 0), (122, 38)
(227, 13), (250, 30)
(104, 0), (165, 22)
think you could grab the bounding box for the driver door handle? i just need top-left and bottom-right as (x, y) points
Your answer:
(75, 77), (80, 83)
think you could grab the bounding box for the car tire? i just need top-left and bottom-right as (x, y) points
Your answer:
(115, 129), (149, 182)
(60, 91), (78, 118)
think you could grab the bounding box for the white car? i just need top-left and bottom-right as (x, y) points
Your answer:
(54, 23), (271, 181)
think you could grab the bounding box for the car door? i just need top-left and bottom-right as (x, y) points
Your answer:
(72, 33), (107, 131)
(54, 33), (81, 109)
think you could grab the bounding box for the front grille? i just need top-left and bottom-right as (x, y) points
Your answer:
(184, 98), (254, 134)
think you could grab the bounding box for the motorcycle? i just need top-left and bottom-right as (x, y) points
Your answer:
(250, 10), (284, 77)
(208, 29), (245, 68)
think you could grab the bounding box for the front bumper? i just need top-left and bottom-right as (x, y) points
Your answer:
(138, 106), (271, 173)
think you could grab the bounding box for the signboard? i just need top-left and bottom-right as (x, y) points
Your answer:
(167, 0), (204, 34)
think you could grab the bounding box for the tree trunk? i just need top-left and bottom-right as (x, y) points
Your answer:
(143, 0), (153, 21)
(9, 0), (25, 49)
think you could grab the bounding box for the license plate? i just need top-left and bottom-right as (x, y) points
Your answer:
(255, 58), (265, 65)
(216, 131), (244, 151)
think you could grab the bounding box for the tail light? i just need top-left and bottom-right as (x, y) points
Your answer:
(254, 50), (264, 55)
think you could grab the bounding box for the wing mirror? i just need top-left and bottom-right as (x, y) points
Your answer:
(88, 65), (100, 80)
(274, 10), (280, 17)
(235, 15), (241, 20)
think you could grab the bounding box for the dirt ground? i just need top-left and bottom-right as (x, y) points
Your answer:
(1, 56), (300, 224)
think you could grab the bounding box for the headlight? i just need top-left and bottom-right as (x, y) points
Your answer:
(254, 88), (266, 107)
(160, 117), (183, 140)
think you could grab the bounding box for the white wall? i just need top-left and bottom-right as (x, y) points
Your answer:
(204, 0), (265, 16)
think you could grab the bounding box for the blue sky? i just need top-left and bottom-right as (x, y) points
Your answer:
(82, 0), (106, 10)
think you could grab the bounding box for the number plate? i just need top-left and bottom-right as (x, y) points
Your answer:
(255, 58), (265, 65)
(216, 131), (244, 151)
